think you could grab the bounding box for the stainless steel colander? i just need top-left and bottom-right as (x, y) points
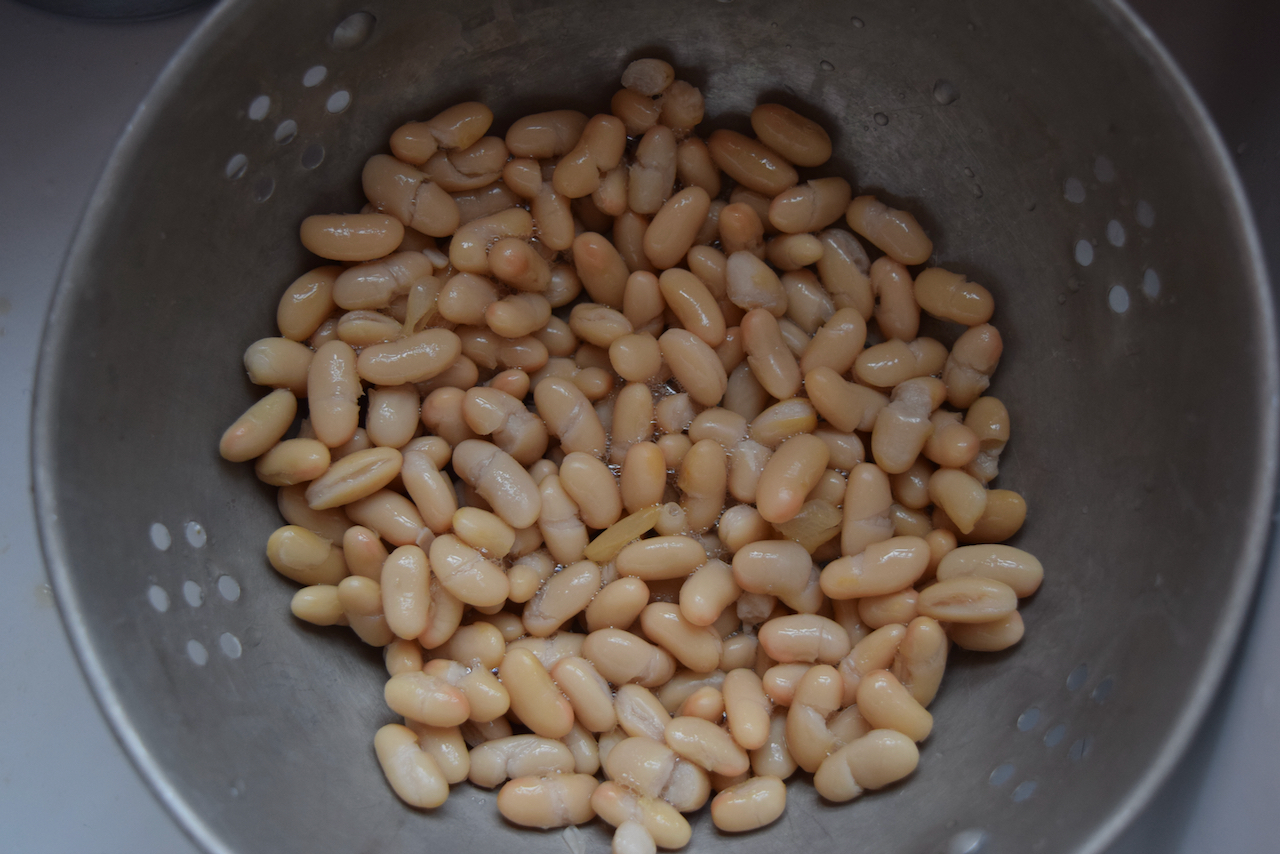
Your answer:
(32, 1), (1277, 853)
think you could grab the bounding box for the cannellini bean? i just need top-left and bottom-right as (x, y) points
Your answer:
(400, 449), (457, 535)
(374, 723), (450, 808)
(659, 329), (727, 407)
(419, 573), (465, 649)
(821, 535), (930, 599)
(870, 257), (919, 342)
(505, 110), (588, 158)
(658, 267), (725, 347)
(711, 775), (787, 832)
(338, 575), (394, 645)
(742, 308), (802, 400)
(963, 396), (1010, 483)
(385, 671), (470, 727)
(243, 337), (313, 396)
(591, 781), (691, 849)
(755, 434), (830, 524)
(891, 616), (948, 707)
(408, 722), (470, 784)
(845, 196), (932, 266)
(356, 328), (462, 386)
(277, 484), (350, 542)
(559, 452), (623, 529)
(722, 668), (772, 751)
(812, 729), (919, 802)
(305, 447), (401, 510)
(948, 611), (1025, 651)
(949, 488), (1027, 544)
(936, 544), (1043, 597)
(585, 577), (651, 632)
(220, 389), (298, 462)
(266, 525), (347, 586)
(917, 576), (1018, 623)
(629, 125), (677, 215)
(923, 410), (981, 469)
(610, 333), (664, 383)
(871, 377), (946, 475)
(750, 397), (818, 447)
(678, 439), (728, 533)
(731, 540), (812, 609)
(451, 439), (542, 529)
(928, 468), (988, 534)
(856, 669), (933, 742)
(659, 80), (705, 130)
(913, 267), (995, 325)
(469, 735), (576, 788)
(679, 560), (741, 626)
(676, 137), (721, 199)
(551, 656), (618, 733)
(785, 664), (843, 771)
(613, 821), (657, 854)
(290, 584), (345, 626)
(583, 629), (676, 687)
(707, 129), (798, 196)
(500, 648), (576, 738)
(463, 386), (548, 465)
(719, 202), (765, 258)
(759, 615), (851, 664)
(645, 188), (712, 271)
(538, 474), (590, 564)
(381, 545), (430, 639)
(750, 708), (797, 779)
(452, 507), (515, 558)
(751, 103), (832, 167)
(859, 587), (919, 629)
(300, 213), (404, 262)
(640, 603), (722, 673)
(726, 250), (787, 317)
(277, 266), (339, 341)
(498, 773), (598, 828)
(524, 560), (601, 637)
(428, 534), (509, 608)
(943, 323), (1003, 408)
(535, 376), (608, 458)
(664, 716), (750, 776)
(254, 438), (329, 487)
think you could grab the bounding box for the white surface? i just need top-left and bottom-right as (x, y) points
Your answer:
(0, 2), (1276, 853)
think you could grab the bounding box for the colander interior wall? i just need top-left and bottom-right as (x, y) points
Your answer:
(33, 1), (1276, 853)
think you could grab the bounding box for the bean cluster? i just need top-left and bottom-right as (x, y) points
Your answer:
(219, 58), (1043, 851)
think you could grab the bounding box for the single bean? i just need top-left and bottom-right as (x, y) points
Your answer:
(278, 266), (339, 341)
(498, 773), (598, 828)
(500, 648), (576, 739)
(374, 723), (450, 808)
(591, 781), (691, 849)
(845, 196), (932, 266)
(821, 535), (929, 599)
(659, 328), (727, 407)
(707, 129), (798, 196)
(266, 524), (347, 586)
(913, 267), (995, 325)
(812, 729), (919, 802)
(948, 611), (1025, 651)
(742, 308), (802, 400)
(558, 452), (623, 529)
(506, 110), (588, 158)
(641, 603), (722, 673)
(610, 333), (664, 383)
(582, 629), (676, 688)
(452, 439), (543, 529)
(220, 389), (298, 462)
(769, 177), (851, 235)
(629, 125), (677, 215)
(856, 670), (932, 741)
(300, 213), (404, 262)
(585, 577), (650, 633)
(380, 544), (431, 639)
(936, 544), (1042, 597)
(758, 615), (851, 664)
(290, 584), (345, 626)
(254, 438), (329, 487)
(917, 576), (1018, 622)
(428, 534), (509, 608)
(524, 560), (602, 637)
(277, 484), (350, 542)
(615, 536), (707, 581)
(943, 323), (1003, 408)
(871, 257), (920, 342)
(676, 136), (721, 198)
(658, 267), (725, 347)
(726, 250), (787, 317)
(678, 439), (728, 533)
(645, 187), (712, 270)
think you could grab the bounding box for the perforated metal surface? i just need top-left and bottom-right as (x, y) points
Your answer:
(32, 2), (1276, 853)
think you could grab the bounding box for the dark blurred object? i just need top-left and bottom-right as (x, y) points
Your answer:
(14, 0), (212, 21)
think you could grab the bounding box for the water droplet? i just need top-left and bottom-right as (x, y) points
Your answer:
(185, 521), (207, 548)
(183, 581), (204, 607)
(1106, 219), (1126, 247)
(187, 639), (209, 666)
(1074, 240), (1094, 267)
(933, 79), (960, 105)
(963, 167), (974, 178)
(873, 112), (889, 126)
(1142, 268), (1161, 299)
(819, 59), (835, 71)
(150, 522), (171, 551)
(1067, 276), (1081, 293)
(1094, 155), (1116, 183)
(851, 16), (865, 27)
(1012, 780), (1037, 803)
(972, 184), (984, 198)
(1136, 199), (1155, 228)
(1236, 141), (1248, 155)
(1108, 286), (1130, 314)
(147, 585), (170, 613)
(1064, 176), (1086, 204)
(966, 21), (976, 31)
(988, 764), (1015, 787)
(1057, 294), (1067, 305)
(1026, 200), (1037, 212)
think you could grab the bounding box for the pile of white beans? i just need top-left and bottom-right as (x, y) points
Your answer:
(219, 58), (1044, 852)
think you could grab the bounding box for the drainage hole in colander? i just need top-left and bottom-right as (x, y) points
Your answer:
(1094, 155), (1116, 183)
(988, 763), (1015, 787)
(1016, 707), (1040, 731)
(1067, 663), (1089, 691)
(330, 12), (375, 50)
(1106, 219), (1126, 247)
(947, 828), (988, 854)
(253, 175), (275, 203)
(184, 520), (207, 547)
(217, 575), (241, 602)
(1044, 723), (1067, 748)
(224, 153), (248, 181)
(301, 143), (325, 170)
(187, 639), (209, 666)
(302, 65), (327, 87)
(147, 584), (170, 613)
(1064, 176), (1086, 204)
(1011, 780), (1037, 803)
(149, 521), (171, 551)
(326, 90), (351, 114)
(1142, 268), (1161, 299)
(1068, 737), (1093, 761)
(1074, 239), (1094, 266)
(1091, 676), (1115, 702)
(275, 120), (298, 145)
(183, 581), (203, 608)
(219, 632), (243, 659)
(1136, 199), (1155, 227)
(247, 95), (271, 121)
(1108, 285), (1130, 314)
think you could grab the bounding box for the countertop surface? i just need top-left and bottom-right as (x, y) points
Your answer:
(1, 1), (1277, 852)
